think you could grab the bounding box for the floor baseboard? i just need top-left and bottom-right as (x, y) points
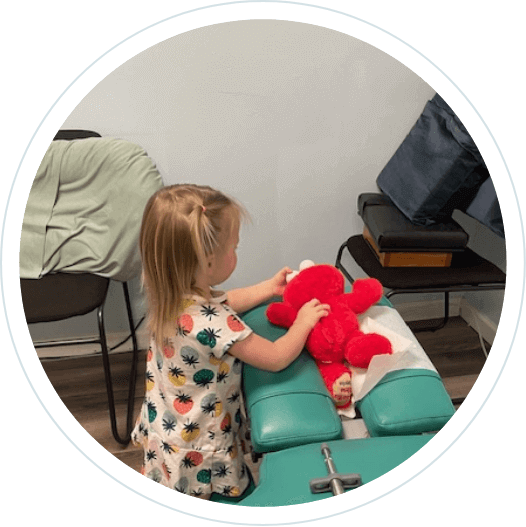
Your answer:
(459, 298), (498, 345)
(392, 297), (461, 322)
(393, 296), (497, 345)
(36, 297), (498, 359)
(36, 326), (150, 359)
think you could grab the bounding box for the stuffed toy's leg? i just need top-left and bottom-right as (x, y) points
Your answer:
(316, 361), (353, 409)
(306, 315), (347, 363)
(344, 331), (392, 369)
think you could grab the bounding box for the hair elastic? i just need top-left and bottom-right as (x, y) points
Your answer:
(202, 205), (206, 212)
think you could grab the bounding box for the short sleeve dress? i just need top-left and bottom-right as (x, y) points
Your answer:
(131, 291), (253, 499)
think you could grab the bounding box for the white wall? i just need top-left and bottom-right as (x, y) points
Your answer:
(29, 20), (503, 345)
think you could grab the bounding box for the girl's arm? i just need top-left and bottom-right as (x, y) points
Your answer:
(228, 299), (330, 372)
(226, 267), (292, 314)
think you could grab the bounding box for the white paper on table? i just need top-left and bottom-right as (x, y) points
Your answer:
(337, 306), (437, 418)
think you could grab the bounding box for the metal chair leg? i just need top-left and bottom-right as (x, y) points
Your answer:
(386, 290), (450, 333)
(415, 290), (449, 332)
(122, 281), (139, 352)
(122, 281), (139, 437)
(335, 242), (355, 284)
(436, 291), (450, 331)
(98, 286), (139, 446)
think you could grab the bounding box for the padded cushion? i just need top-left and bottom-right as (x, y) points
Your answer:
(241, 302), (343, 453)
(345, 235), (506, 289)
(356, 369), (455, 437)
(358, 193), (468, 251)
(239, 435), (433, 506)
(376, 93), (489, 225)
(244, 353), (343, 453)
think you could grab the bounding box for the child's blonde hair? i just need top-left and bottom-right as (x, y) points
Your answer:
(140, 184), (247, 349)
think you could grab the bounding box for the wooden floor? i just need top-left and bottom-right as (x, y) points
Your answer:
(41, 316), (489, 474)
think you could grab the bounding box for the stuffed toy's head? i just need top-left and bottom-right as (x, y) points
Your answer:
(284, 261), (345, 308)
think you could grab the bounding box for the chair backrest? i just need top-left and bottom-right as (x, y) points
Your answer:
(54, 130), (101, 141)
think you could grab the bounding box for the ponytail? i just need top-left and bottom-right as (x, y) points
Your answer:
(189, 201), (218, 269)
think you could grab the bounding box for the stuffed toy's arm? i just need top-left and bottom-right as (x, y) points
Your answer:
(266, 301), (297, 328)
(343, 278), (384, 314)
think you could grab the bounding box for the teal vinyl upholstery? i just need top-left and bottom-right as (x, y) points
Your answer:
(238, 435), (433, 507)
(356, 369), (455, 437)
(244, 351), (343, 452)
(228, 293), (454, 508)
(240, 293), (453, 452)
(241, 300), (343, 452)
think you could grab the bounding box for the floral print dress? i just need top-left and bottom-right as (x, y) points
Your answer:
(131, 291), (253, 499)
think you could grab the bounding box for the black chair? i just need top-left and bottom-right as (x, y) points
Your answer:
(336, 192), (506, 332)
(20, 130), (140, 445)
(338, 90), (506, 336)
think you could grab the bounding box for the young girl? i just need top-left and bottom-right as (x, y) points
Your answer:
(132, 184), (329, 500)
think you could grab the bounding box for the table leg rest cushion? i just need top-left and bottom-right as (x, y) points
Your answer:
(239, 435), (433, 507)
(241, 301), (343, 452)
(356, 369), (455, 437)
(244, 352), (343, 452)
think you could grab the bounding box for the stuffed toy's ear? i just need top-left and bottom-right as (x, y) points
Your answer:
(299, 259), (315, 271)
(286, 270), (299, 283)
(285, 259), (316, 283)
(266, 301), (297, 328)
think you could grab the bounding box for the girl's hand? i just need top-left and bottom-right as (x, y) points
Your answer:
(269, 267), (293, 296)
(295, 298), (330, 330)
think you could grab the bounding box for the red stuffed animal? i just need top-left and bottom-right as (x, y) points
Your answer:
(266, 261), (392, 409)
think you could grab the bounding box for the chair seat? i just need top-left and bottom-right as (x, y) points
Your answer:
(345, 235), (506, 290)
(21, 273), (110, 323)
